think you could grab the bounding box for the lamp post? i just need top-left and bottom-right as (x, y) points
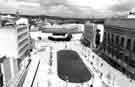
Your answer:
(113, 76), (115, 87)
(81, 83), (84, 87)
(49, 46), (53, 67)
(65, 76), (69, 87)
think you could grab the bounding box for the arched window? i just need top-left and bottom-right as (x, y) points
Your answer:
(107, 32), (110, 44)
(111, 34), (114, 45)
(121, 37), (125, 48)
(103, 32), (106, 42)
(126, 39), (131, 50)
(0, 65), (1, 73)
(133, 40), (135, 52)
(116, 35), (119, 45)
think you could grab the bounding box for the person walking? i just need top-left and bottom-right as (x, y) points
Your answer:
(95, 29), (101, 48)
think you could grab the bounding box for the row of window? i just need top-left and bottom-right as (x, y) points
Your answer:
(104, 32), (135, 52)
(102, 31), (135, 64)
(19, 44), (29, 54)
(18, 38), (29, 47)
(100, 31), (135, 79)
(18, 32), (28, 40)
(17, 25), (27, 33)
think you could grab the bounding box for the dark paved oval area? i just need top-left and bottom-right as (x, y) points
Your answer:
(57, 50), (91, 83)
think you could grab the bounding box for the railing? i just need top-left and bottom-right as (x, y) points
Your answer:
(17, 59), (32, 87)
(17, 69), (28, 87)
(31, 61), (40, 87)
(22, 54), (40, 87)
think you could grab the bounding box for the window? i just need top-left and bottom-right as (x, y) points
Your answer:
(121, 37), (125, 48)
(19, 38), (28, 46)
(18, 32), (27, 40)
(126, 39), (131, 50)
(19, 44), (29, 53)
(116, 35), (119, 44)
(107, 32), (110, 43)
(103, 32), (106, 42)
(0, 65), (1, 73)
(111, 34), (114, 45)
(133, 40), (135, 52)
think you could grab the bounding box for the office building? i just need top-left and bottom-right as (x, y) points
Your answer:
(0, 25), (31, 85)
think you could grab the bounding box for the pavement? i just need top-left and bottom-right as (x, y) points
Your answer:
(22, 31), (135, 87)
(23, 33), (94, 87)
(67, 40), (135, 87)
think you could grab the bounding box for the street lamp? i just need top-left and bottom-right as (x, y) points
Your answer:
(65, 76), (69, 87)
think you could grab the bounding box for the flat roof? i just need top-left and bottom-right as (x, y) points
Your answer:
(0, 26), (15, 30)
(104, 19), (135, 30)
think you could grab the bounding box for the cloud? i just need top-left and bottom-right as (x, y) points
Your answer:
(109, 0), (135, 12)
(37, 0), (106, 18)
(19, 1), (40, 7)
(0, 0), (44, 15)
(0, 0), (122, 18)
(39, 0), (66, 6)
(0, 1), (18, 13)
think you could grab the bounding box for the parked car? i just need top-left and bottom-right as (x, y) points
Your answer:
(48, 34), (72, 41)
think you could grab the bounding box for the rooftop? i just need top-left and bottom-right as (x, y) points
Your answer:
(105, 19), (135, 30)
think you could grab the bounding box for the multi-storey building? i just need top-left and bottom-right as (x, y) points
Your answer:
(82, 19), (135, 87)
(0, 24), (31, 86)
(0, 25), (31, 59)
(102, 19), (135, 79)
(81, 21), (97, 47)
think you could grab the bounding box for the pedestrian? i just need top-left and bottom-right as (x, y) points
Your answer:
(95, 29), (101, 48)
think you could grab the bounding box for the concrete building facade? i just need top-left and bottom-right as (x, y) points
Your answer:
(0, 25), (31, 86)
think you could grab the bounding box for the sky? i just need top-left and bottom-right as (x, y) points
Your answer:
(0, 0), (135, 18)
